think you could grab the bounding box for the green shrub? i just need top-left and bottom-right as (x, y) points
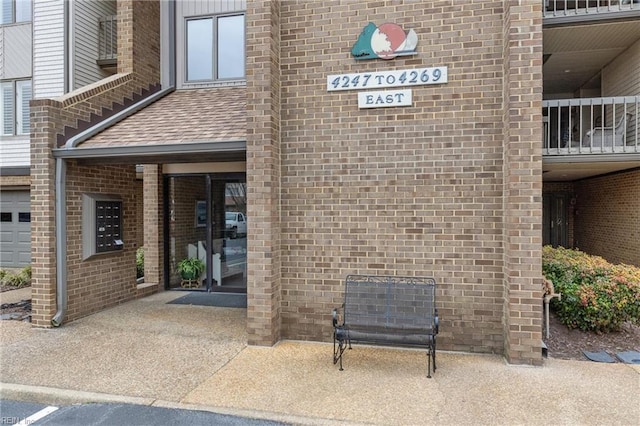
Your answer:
(0, 265), (32, 288)
(136, 247), (144, 279)
(542, 246), (640, 332)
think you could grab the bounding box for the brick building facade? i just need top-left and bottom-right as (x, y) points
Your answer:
(28, 0), (640, 367)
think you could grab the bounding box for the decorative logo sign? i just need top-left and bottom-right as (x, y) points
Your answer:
(351, 22), (418, 60)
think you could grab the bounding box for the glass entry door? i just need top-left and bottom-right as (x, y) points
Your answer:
(165, 174), (246, 292)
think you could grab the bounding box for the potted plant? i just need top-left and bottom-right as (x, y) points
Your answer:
(177, 257), (205, 280)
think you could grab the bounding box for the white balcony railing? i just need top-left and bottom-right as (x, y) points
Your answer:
(544, 0), (640, 17)
(543, 96), (639, 155)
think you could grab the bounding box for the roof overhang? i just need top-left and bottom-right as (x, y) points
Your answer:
(53, 87), (247, 165)
(52, 140), (246, 165)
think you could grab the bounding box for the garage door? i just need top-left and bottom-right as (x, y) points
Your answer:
(0, 191), (31, 267)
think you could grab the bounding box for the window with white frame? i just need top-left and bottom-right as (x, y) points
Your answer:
(1, 80), (32, 136)
(186, 14), (245, 82)
(1, 0), (31, 24)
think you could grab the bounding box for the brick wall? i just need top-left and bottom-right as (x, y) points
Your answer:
(0, 175), (30, 187)
(64, 163), (138, 321)
(271, 0), (542, 362)
(501, 1), (544, 366)
(142, 165), (163, 286)
(246, 0), (282, 346)
(30, 0), (161, 327)
(168, 176), (207, 287)
(574, 169), (640, 266)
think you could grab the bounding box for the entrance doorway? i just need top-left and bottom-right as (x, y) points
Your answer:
(164, 173), (247, 293)
(543, 193), (569, 248)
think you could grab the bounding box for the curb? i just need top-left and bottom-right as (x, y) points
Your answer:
(0, 382), (355, 426)
(0, 382), (155, 406)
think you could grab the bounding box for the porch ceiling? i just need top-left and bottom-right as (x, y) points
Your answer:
(542, 158), (640, 181)
(62, 87), (247, 164)
(543, 20), (640, 95)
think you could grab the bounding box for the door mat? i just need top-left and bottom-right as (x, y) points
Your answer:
(582, 350), (615, 363)
(168, 292), (247, 308)
(614, 351), (640, 364)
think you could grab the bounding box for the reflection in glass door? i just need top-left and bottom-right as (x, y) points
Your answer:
(219, 182), (247, 292)
(164, 174), (246, 293)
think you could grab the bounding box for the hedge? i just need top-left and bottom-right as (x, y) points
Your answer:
(542, 246), (640, 332)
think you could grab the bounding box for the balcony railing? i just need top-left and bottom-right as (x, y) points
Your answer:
(98, 15), (117, 67)
(543, 96), (639, 155)
(544, 0), (640, 18)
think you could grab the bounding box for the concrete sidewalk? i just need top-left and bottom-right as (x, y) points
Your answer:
(1, 291), (639, 425)
(0, 286), (31, 305)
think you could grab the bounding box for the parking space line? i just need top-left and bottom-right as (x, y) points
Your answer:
(17, 406), (59, 425)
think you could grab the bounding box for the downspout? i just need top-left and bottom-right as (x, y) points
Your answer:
(50, 87), (175, 327)
(51, 1), (177, 326)
(51, 158), (67, 327)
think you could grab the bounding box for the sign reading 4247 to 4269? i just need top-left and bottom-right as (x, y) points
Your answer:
(326, 66), (447, 92)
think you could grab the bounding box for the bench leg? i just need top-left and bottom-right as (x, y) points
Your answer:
(426, 338), (437, 378)
(433, 337), (437, 372)
(333, 332), (347, 371)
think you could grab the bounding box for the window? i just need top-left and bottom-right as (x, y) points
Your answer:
(0, 212), (12, 222)
(1, 80), (32, 136)
(186, 14), (245, 82)
(1, 0), (31, 24)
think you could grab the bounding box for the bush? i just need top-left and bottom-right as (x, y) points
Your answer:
(136, 247), (144, 279)
(542, 246), (640, 332)
(0, 265), (32, 288)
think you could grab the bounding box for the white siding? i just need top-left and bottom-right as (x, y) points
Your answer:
(0, 137), (30, 167)
(33, 0), (65, 99)
(178, 0), (247, 17)
(603, 38), (640, 97)
(175, 0), (246, 89)
(602, 39), (640, 144)
(72, 0), (116, 90)
(0, 23), (32, 79)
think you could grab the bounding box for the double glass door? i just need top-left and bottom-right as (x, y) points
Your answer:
(165, 173), (246, 292)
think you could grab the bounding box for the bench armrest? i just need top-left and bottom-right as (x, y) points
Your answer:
(332, 305), (344, 328)
(434, 309), (439, 334)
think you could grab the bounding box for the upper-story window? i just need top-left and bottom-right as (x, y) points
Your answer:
(1, 80), (32, 136)
(1, 0), (31, 24)
(186, 14), (245, 82)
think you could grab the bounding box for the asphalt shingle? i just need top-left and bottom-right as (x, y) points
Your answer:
(80, 87), (246, 148)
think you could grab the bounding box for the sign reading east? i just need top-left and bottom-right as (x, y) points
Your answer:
(357, 89), (412, 108)
(327, 67), (448, 92)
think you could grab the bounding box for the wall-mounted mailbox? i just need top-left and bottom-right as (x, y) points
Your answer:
(83, 194), (124, 259)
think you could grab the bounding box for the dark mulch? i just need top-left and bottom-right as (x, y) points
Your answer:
(0, 285), (32, 322)
(545, 310), (640, 361)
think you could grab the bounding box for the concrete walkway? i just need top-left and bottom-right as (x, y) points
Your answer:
(0, 286), (31, 305)
(1, 291), (639, 425)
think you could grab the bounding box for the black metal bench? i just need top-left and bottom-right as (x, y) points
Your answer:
(332, 274), (439, 378)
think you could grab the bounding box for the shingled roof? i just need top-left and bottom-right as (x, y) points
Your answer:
(80, 86), (246, 149)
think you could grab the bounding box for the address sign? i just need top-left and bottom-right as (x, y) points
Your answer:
(327, 66), (447, 92)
